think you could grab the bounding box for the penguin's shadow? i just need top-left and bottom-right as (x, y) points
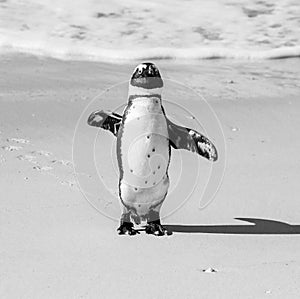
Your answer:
(165, 218), (300, 235)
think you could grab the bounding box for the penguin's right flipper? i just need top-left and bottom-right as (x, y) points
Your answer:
(87, 110), (122, 137)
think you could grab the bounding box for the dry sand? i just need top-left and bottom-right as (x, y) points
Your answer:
(1, 55), (300, 298)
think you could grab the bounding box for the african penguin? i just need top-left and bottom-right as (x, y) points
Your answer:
(88, 62), (218, 236)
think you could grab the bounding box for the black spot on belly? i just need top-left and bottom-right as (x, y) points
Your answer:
(147, 154), (150, 158)
(152, 148), (155, 152)
(158, 165), (160, 169)
(145, 180), (148, 184)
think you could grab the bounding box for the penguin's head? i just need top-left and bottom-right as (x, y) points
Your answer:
(130, 62), (163, 89)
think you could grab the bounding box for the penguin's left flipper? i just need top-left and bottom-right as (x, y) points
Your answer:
(167, 119), (218, 162)
(87, 110), (122, 137)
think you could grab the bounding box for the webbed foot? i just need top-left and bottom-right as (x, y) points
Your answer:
(117, 222), (140, 236)
(145, 221), (170, 236)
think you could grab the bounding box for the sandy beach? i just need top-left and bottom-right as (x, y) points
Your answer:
(0, 54), (300, 298)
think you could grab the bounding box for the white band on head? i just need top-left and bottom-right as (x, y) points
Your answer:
(128, 84), (163, 97)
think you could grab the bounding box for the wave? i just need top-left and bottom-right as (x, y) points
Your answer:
(1, 0), (299, 63)
(1, 0), (300, 63)
(1, 41), (299, 62)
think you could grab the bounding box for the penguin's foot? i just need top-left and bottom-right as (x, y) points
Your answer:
(117, 222), (140, 236)
(145, 221), (168, 236)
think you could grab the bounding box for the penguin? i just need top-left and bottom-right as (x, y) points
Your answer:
(88, 62), (218, 236)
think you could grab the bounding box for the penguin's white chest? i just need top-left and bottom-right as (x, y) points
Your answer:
(119, 97), (170, 190)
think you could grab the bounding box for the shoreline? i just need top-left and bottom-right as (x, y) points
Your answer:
(1, 53), (299, 99)
(1, 45), (300, 62)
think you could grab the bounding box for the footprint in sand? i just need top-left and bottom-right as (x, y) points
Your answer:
(17, 154), (37, 163)
(17, 154), (52, 171)
(33, 165), (53, 171)
(16, 148), (77, 189)
(2, 136), (30, 152)
(17, 152), (53, 171)
(51, 159), (73, 167)
(7, 138), (30, 144)
(1, 145), (23, 151)
(31, 150), (52, 157)
(60, 179), (77, 188)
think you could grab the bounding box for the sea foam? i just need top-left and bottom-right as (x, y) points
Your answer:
(0, 0), (299, 62)
(1, 41), (300, 62)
